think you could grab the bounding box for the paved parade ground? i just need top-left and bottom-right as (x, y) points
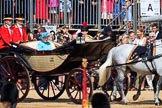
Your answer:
(1, 90), (162, 108)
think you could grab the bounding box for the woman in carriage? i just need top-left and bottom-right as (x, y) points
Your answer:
(37, 32), (52, 51)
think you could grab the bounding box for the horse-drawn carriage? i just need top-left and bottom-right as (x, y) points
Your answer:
(0, 38), (129, 104)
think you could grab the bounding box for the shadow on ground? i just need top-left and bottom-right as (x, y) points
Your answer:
(22, 98), (77, 105)
(112, 100), (156, 105)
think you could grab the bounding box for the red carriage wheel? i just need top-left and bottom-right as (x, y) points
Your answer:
(0, 56), (30, 102)
(33, 74), (66, 100)
(65, 68), (93, 104)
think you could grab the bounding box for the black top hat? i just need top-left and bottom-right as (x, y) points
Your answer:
(3, 14), (13, 21)
(15, 14), (24, 21)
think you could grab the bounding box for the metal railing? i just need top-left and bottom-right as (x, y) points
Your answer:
(0, 0), (161, 32)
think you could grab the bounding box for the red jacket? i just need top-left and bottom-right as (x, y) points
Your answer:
(0, 25), (12, 49)
(12, 24), (28, 43)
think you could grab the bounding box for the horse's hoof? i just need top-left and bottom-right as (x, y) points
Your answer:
(133, 94), (140, 101)
(114, 97), (122, 101)
(110, 96), (116, 101)
(108, 97), (112, 102)
(124, 102), (128, 105)
(155, 102), (160, 106)
(121, 99), (129, 104)
(108, 96), (113, 102)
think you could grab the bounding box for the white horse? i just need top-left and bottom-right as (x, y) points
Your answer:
(98, 43), (162, 105)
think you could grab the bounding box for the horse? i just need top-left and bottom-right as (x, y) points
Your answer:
(98, 43), (162, 105)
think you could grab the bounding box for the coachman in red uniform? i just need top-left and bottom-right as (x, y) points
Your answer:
(0, 15), (13, 49)
(12, 16), (28, 43)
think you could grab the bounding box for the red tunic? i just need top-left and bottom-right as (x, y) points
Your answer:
(0, 25), (12, 49)
(101, 0), (114, 13)
(12, 24), (28, 43)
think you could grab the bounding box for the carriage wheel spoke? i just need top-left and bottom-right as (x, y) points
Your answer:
(41, 89), (45, 94)
(50, 81), (56, 96)
(0, 64), (10, 77)
(79, 91), (82, 100)
(6, 61), (14, 75)
(74, 90), (79, 99)
(0, 57), (30, 102)
(34, 76), (65, 100)
(69, 88), (76, 94)
(47, 83), (50, 97)
(70, 78), (78, 86)
(19, 89), (25, 94)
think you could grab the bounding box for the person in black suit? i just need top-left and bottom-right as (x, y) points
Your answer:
(152, 23), (162, 40)
(1, 80), (18, 108)
(91, 92), (110, 108)
(151, 23), (162, 98)
(147, 23), (162, 60)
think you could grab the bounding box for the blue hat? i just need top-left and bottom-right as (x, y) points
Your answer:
(39, 32), (50, 40)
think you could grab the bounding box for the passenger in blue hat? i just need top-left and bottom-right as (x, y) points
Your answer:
(37, 32), (52, 51)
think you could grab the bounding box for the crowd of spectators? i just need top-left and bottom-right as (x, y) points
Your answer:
(0, 0), (135, 29)
(1, 1), (162, 108)
(116, 23), (162, 91)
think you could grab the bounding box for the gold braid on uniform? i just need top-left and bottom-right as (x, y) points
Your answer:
(85, 35), (93, 39)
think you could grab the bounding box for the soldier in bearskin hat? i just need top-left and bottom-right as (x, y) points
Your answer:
(12, 14), (28, 43)
(0, 14), (13, 49)
(81, 22), (93, 41)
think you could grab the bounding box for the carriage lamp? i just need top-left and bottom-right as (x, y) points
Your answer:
(76, 33), (85, 44)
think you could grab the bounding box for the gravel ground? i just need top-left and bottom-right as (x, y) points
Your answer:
(1, 90), (162, 108)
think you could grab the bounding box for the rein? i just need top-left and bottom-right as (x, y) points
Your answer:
(143, 61), (157, 74)
(106, 53), (162, 68)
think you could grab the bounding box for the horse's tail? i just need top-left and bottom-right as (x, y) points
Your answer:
(98, 48), (113, 86)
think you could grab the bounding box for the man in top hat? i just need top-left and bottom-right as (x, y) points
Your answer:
(0, 14), (13, 49)
(12, 15), (28, 43)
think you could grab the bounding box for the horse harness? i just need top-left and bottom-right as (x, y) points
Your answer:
(107, 54), (162, 75)
(142, 59), (157, 75)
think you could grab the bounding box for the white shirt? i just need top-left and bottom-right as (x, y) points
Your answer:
(17, 24), (23, 35)
(6, 24), (12, 35)
(129, 38), (139, 44)
(134, 38), (146, 46)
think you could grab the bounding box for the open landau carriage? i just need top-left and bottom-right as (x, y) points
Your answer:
(0, 37), (129, 104)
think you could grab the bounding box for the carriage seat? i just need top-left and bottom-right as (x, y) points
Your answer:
(127, 45), (148, 62)
(20, 41), (62, 50)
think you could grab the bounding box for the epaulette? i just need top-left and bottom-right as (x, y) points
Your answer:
(12, 24), (18, 28)
(86, 34), (93, 39)
(2, 24), (7, 28)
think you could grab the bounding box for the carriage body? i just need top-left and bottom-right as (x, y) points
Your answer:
(19, 39), (114, 74)
(0, 38), (115, 103)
